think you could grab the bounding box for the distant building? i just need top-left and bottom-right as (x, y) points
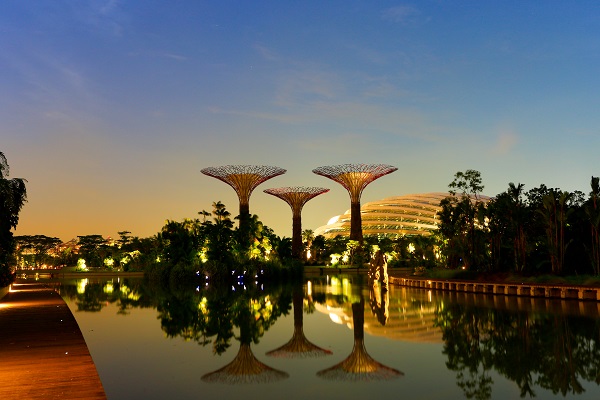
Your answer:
(314, 192), (488, 239)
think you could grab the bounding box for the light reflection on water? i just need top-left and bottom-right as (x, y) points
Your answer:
(58, 275), (600, 400)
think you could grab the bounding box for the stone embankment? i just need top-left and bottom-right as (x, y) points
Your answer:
(389, 276), (600, 301)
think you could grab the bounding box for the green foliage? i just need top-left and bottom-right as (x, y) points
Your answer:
(77, 234), (111, 268)
(0, 151), (27, 285)
(437, 170), (487, 271)
(14, 235), (62, 268)
(435, 170), (600, 277)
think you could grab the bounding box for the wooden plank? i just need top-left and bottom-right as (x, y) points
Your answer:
(0, 282), (106, 399)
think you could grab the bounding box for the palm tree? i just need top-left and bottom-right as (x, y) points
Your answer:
(302, 229), (314, 259)
(537, 190), (573, 274)
(0, 151), (27, 285)
(507, 182), (528, 272)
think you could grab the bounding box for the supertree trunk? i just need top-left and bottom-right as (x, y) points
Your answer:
(264, 187), (329, 260)
(292, 214), (303, 259)
(350, 201), (363, 242)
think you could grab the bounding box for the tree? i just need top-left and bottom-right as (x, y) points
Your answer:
(486, 183), (529, 272)
(14, 235), (62, 268)
(438, 170), (487, 270)
(537, 191), (574, 274)
(0, 151), (27, 285)
(77, 235), (109, 268)
(201, 201), (234, 264)
(585, 176), (600, 275)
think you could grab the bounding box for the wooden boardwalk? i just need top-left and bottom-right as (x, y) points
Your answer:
(0, 282), (106, 399)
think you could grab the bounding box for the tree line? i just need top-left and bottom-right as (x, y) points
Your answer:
(3, 145), (600, 286)
(9, 171), (600, 281)
(437, 170), (600, 277)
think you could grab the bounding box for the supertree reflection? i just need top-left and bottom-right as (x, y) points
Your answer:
(317, 297), (403, 381)
(266, 286), (332, 358)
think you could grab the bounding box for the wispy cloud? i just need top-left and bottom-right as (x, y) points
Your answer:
(253, 44), (280, 62)
(274, 68), (341, 106)
(295, 132), (369, 155)
(162, 53), (188, 61)
(381, 5), (420, 25)
(492, 128), (519, 155)
(69, 0), (127, 37)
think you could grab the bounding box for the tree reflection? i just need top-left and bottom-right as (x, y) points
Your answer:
(436, 300), (600, 398)
(59, 278), (150, 313)
(156, 279), (293, 384)
(201, 293), (290, 384)
(157, 282), (291, 356)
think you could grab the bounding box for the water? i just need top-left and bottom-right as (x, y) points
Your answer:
(57, 275), (600, 400)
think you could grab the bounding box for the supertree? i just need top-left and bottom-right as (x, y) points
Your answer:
(312, 164), (397, 243)
(263, 186), (329, 259)
(201, 165), (286, 252)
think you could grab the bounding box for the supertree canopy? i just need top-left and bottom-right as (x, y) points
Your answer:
(312, 164), (397, 242)
(201, 165), (286, 217)
(264, 186), (329, 259)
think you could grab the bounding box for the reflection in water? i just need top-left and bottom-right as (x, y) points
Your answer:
(317, 287), (403, 382)
(202, 301), (289, 384)
(57, 275), (600, 397)
(58, 277), (148, 314)
(368, 253), (390, 326)
(435, 297), (600, 399)
(369, 280), (389, 326)
(266, 286), (332, 358)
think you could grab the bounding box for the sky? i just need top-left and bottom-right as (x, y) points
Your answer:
(2, 1), (600, 241)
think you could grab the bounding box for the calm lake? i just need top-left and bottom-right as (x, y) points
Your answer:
(57, 274), (600, 400)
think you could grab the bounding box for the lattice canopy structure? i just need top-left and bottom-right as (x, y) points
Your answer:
(312, 164), (397, 242)
(201, 165), (286, 217)
(266, 289), (332, 359)
(316, 300), (403, 381)
(201, 343), (289, 385)
(264, 186), (329, 259)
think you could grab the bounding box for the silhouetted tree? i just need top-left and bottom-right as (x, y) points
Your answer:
(0, 151), (27, 285)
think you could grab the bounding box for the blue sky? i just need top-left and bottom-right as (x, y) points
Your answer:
(2, 1), (600, 240)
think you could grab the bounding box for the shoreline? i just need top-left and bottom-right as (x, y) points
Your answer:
(389, 275), (600, 301)
(305, 266), (600, 301)
(8, 267), (600, 301)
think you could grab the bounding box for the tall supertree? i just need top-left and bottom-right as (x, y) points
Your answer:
(263, 186), (329, 259)
(201, 165), (286, 252)
(312, 164), (397, 243)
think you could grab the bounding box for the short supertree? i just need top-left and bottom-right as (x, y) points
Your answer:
(263, 186), (329, 259)
(201, 165), (286, 252)
(312, 164), (397, 243)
